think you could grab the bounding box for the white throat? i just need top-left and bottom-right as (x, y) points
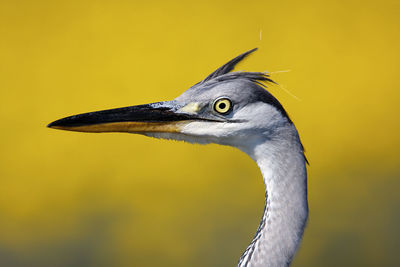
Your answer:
(147, 118), (308, 267)
(237, 128), (308, 267)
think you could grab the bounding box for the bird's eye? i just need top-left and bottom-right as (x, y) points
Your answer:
(213, 98), (232, 114)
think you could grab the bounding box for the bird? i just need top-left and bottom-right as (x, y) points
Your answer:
(48, 48), (308, 267)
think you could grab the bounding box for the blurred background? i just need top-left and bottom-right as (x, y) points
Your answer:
(0, 0), (399, 266)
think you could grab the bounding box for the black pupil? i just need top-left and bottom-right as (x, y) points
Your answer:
(219, 102), (226, 110)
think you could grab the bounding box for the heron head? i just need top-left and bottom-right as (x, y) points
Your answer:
(48, 48), (293, 150)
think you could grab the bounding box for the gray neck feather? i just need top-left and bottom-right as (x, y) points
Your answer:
(238, 125), (308, 267)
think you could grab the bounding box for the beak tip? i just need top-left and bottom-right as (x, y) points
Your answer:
(47, 119), (67, 130)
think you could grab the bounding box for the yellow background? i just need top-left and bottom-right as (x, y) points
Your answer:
(1, 0), (399, 266)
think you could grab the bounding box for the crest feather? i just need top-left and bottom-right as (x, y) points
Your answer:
(201, 48), (258, 84)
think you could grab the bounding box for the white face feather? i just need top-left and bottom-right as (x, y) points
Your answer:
(143, 101), (288, 151)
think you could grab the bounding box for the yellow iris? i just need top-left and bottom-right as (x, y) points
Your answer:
(213, 98), (232, 114)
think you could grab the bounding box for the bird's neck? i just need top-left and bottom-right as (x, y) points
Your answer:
(238, 130), (308, 267)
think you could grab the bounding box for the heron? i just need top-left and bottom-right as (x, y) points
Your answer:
(48, 48), (308, 267)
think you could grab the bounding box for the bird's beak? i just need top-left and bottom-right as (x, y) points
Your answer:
(47, 101), (207, 133)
